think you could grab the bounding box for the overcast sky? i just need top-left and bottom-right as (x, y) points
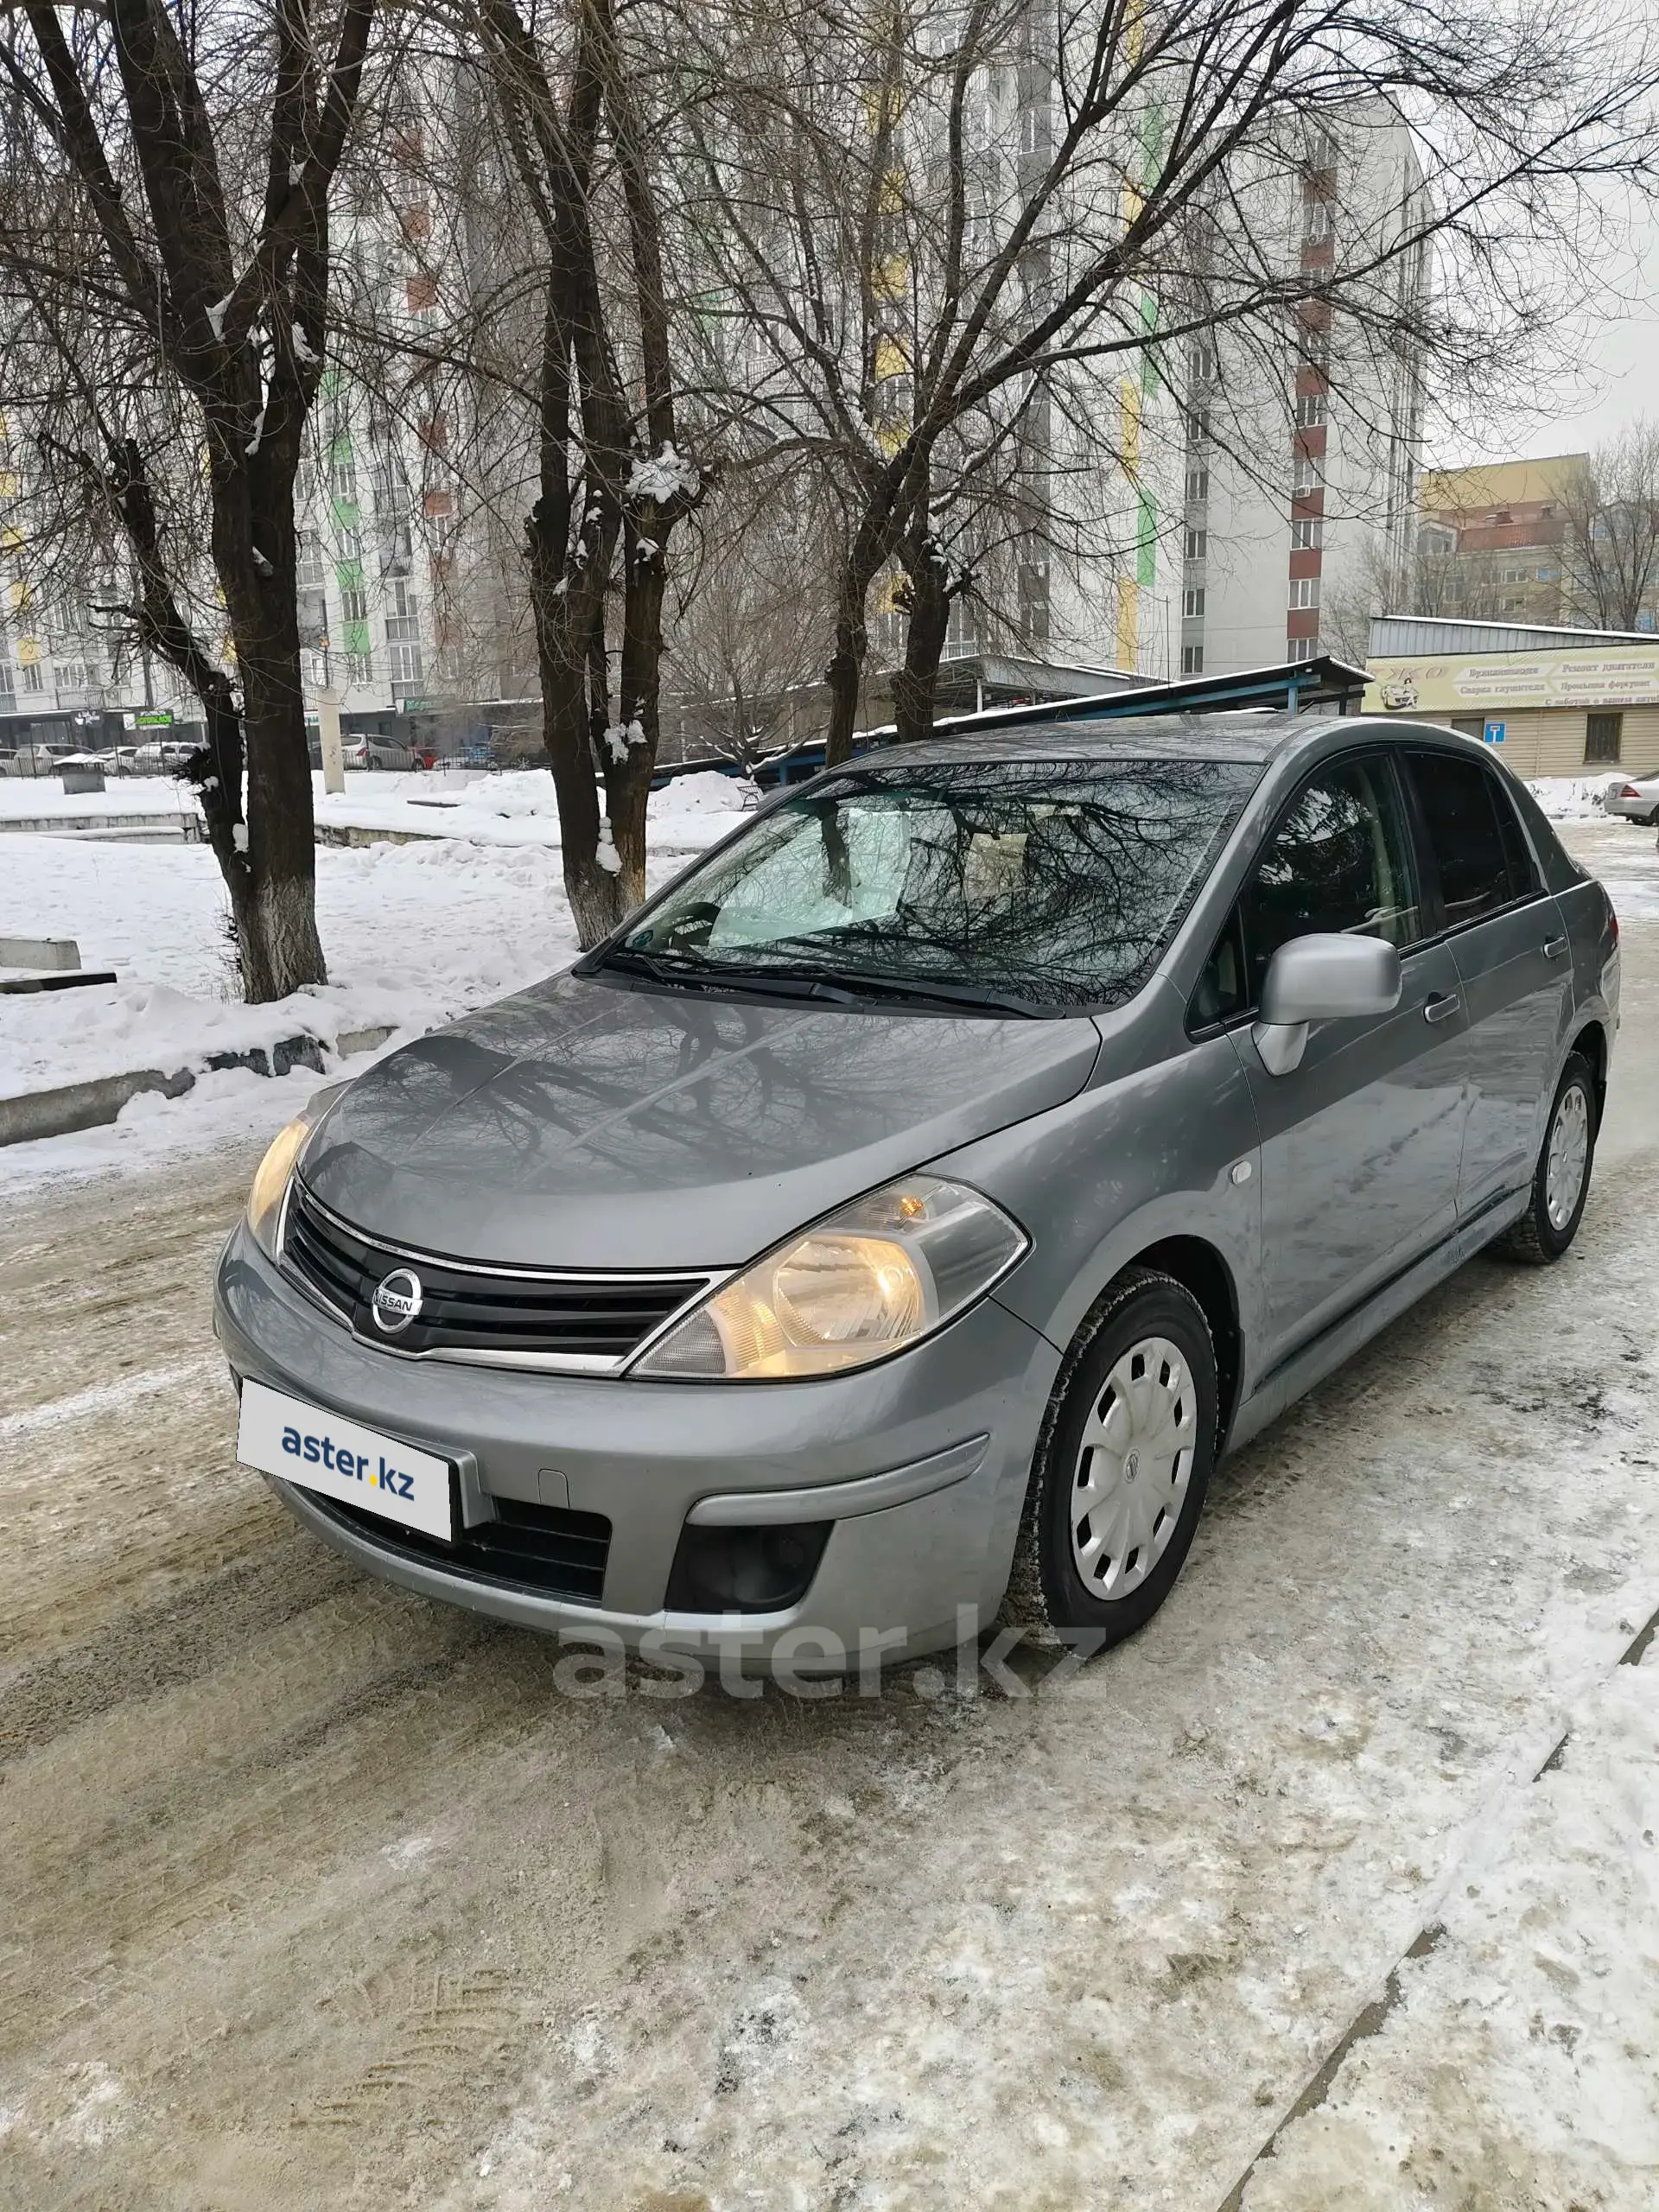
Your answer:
(1435, 200), (1658, 468)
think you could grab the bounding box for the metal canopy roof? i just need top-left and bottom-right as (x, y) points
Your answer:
(885, 653), (1370, 739)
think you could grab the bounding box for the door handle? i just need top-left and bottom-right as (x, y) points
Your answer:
(1423, 991), (1461, 1024)
(1543, 935), (1568, 960)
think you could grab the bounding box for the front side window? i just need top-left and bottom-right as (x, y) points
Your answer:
(609, 758), (1261, 1013)
(1406, 751), (1536, 925)
(1239, 756), (1422, 1003)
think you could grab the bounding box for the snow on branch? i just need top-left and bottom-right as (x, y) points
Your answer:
(626, 443), (700, 504)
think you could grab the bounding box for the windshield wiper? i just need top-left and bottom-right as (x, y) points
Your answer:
(596, 946), (863, 1005)
(597, 945), (1042, 1017)
(820, 970), (1045, 1018)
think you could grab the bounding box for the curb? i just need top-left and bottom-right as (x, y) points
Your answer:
(0, 1024), (396, 1150)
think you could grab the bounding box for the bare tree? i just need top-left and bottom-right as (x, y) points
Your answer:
(0, 0), (377, 1000)
(686, 0), (1659, 760)
(1560, 418), (1659, 630)
(665, 468), (840, 770)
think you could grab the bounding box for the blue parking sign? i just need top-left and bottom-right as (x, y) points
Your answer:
(1483, 719), (1505, 745)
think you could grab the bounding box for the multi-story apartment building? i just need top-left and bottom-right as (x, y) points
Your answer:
(1177, 105), (1426, 677)
(1414, 454), (1589, 627)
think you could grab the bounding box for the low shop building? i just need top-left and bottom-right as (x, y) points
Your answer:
(1366, 615), (1659, 773)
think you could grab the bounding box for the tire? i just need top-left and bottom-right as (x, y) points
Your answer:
(1006, 1268), (1218, 1647)
(1496, 1051), (1598, 1265)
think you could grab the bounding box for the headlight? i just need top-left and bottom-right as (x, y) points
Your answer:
(245, 1084), (347, 1259)
(632, 1173), (1027, 1380)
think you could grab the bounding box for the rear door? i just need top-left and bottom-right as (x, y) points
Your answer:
(1401, 748), (1571, 1222)
(1211, 749), (1468, 1361)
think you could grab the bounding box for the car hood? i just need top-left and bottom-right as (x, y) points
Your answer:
(300, 970), (1100, 1268)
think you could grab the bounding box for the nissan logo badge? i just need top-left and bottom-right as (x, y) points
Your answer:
(371, 1267), (423, 1334)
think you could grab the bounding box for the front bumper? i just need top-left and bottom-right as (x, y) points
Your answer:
(213, 1221), (1060, 1665)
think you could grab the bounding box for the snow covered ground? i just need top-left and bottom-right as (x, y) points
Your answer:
(314, 764), (752, 850)
(0, 772), (750, 1120)
(0, 764), (753, 847)
(0, 774), (201, 825)
(0, 836), (581, 1108)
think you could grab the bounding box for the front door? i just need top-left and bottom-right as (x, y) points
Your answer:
(1232, 751), (1468, 1361)
(1402, 748), (1572, 1217)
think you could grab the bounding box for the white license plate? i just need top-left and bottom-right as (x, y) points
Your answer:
(237, 1380), (454, 1541)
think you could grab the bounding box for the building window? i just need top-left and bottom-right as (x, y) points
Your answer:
(1185, 528), (1207, 561)
(1304, 200), (1336, 240)
(1585, 712), (1623, 763)
(1188, 341), (1217, 386)
(21, 659), (41, 692)
(1185, 407), (1212, 447)
(1182, 587), (1205, 618)
(1291, 517), (1323, 550)
(389, 640), (424, 690)
(297, 533), (324, 590)
(1294, 392), (1328, 428)
(1185, 463), (1210, 503)
(1287, 634), (1319, 663)
(340, 587), (368, 625)
(405, 272), (438, 313)
(379, 518), (412, 577)
(1293, 454), (1324, 496)
(344, 652), (372, 686)
(0, 658), (12, 698)
(1288, 576), (1320, 609)
(1181, 644), (1205, 674)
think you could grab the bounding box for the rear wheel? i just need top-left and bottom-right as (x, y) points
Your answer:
(1007, 1269), (1217, 1646)
(1496, 1052), (1597, 1264)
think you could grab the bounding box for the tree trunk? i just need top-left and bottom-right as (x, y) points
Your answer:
(606, 521), (669, 915)
(238, 652), (327, 1002)
(892, 531), (953, 745)
(824, 592), (869, 768)
(213, 481), (326, 1003)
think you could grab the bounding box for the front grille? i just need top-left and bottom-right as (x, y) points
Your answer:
(283, 1181), (711, 1370)
(310, 1481), (612, 1603)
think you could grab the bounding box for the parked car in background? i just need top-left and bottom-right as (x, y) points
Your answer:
(217, 715), (1618, 1674)
(0, 741), (67, 776)
(1603, 770), (1659, 824)
(341, 736), (419, 772)
(128, 739), (195, 772)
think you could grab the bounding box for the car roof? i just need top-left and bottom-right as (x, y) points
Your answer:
(853, 709), (1365, 770)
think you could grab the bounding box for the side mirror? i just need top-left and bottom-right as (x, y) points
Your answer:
(1252, 933), (1402, 1076)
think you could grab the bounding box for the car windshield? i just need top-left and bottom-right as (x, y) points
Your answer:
(607, 755), (1259, 1011)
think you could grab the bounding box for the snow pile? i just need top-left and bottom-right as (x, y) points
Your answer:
(1528, 775), (1624, 820)
(0, 834), (587, 1103)
(312, 766), (753, 851)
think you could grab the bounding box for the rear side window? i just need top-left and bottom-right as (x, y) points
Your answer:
(1406, 752), (1537, 927)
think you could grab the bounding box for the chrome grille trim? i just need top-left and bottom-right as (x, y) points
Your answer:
(278, 1181), (726, 1374)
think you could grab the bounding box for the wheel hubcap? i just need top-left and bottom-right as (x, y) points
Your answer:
(1545, 1083), (1590, 1231)
(1070, 1336), (1197, 1600)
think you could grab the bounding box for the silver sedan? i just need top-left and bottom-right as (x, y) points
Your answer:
(215, 714), (1619, 1669)
(1603, 770), (1659, 823)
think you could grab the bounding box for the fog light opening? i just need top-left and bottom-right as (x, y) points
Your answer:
(664, 1520), (833, 1615)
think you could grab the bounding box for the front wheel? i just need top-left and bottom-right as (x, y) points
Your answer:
(1497, 1052), (1598, 1264)
(1007, 1268), (1217, 1646)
